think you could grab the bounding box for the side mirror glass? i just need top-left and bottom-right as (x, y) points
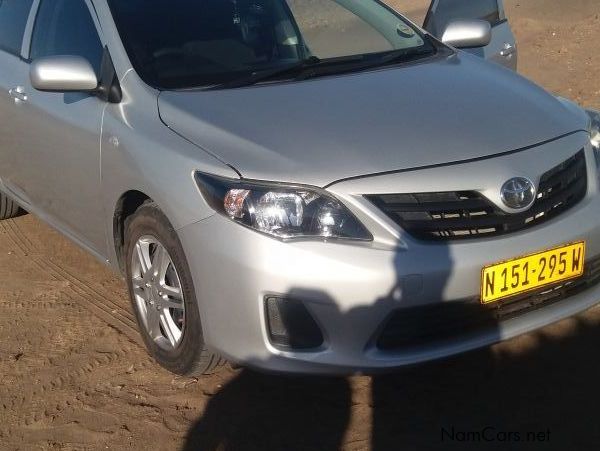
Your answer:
(30, 56), (98, 93)
(441, 20), (492, 49)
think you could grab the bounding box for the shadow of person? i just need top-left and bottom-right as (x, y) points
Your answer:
(184, 233), (467, 450)
(181, 206), (599, 450)
(182, 246), (600, 451)
(371, 313), (600, 451)
(369, 236), (508, 451)
(369, 233), (600, 450)
(183, 369), (351, 451)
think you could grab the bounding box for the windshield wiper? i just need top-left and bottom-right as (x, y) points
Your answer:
(203, 47), (434, 91)
(378, 46), (435, 65)
(203, 56), (323, 91)
(294, 47), (435, 81)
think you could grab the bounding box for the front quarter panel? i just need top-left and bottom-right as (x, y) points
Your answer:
(100, 71), (239, 270)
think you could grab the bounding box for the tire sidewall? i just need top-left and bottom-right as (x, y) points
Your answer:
(124, 203), (205, 375)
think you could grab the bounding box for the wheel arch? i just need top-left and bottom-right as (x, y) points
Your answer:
(113, 190), (152, 273)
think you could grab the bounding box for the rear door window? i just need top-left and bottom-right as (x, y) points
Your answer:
(0, 0), (34, 55)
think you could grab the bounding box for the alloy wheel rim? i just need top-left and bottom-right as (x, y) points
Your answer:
(131, 235), (185, 350)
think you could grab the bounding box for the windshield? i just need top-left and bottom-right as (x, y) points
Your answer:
(107, 0), (433, 89)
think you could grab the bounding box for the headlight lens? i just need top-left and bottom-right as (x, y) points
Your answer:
(196, 173), (372, 241)
(587, 109), (600, 168)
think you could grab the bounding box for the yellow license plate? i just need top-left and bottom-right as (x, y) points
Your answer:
(481, 242), (586, 305)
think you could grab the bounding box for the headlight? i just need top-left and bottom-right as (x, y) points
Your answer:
(588, 109), (600, 148)
(195, 172), (372, 241)
(587, 109), (600, 168)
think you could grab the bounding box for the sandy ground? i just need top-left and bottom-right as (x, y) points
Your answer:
(1, 1), (600, 450)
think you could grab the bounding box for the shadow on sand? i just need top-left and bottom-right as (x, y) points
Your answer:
(183, 237), (599, 450)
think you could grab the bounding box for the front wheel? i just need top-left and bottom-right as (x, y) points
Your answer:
(0, 192), (23, 220)
(124, 201), (223, 376)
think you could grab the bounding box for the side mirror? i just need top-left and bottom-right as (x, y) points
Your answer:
(30, 56), (98, 93)
(441, 20), (492, 49)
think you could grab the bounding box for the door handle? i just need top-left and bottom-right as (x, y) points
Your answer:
(9, 86), (28, 103)
(500, 43), (516, 58)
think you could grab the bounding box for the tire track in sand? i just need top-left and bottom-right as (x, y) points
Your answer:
(0, 219), (142, 345)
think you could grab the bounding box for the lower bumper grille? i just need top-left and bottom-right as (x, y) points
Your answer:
(367, 150), (587, 241)
(377, 256), (600, 351)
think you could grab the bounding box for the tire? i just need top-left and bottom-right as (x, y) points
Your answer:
(124, 201), (224, 376)
(0, 192), (23, 220)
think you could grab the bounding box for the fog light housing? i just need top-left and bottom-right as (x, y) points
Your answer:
(265, 297), (324, 350)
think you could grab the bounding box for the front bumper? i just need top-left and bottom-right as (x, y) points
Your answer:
(179, 134), (600, 374)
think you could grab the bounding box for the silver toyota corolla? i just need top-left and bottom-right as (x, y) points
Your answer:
(0, 0), (599, 376)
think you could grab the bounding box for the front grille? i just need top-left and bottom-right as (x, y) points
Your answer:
(377, 256), (600, 351)
(367, 150), (587, 241)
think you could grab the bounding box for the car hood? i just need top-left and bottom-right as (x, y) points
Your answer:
(158, 52), (588, 187)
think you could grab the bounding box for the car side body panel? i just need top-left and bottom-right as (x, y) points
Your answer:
(0, 52), (30, 197)
(99, 71), (241, 270)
